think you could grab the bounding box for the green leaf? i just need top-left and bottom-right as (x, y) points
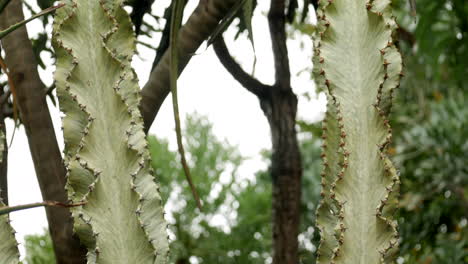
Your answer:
(0, 129), (20, 264)
(314, 0), (402, 263)
(53, 1), (169, 263)
(0, 4), (63, 39)
(242, 0), (256, 74)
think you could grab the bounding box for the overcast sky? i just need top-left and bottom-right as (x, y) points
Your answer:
(5, 0), (324, 259)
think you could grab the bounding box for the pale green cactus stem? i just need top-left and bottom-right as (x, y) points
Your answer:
(314, 0), (402, 263)
(53, 1), (169, 263)
(0, 130), (20, 264)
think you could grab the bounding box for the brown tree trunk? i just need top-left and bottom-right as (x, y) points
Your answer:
(267, 1), (301, 263)
(0, 1), (86, 263)
(261, 89), (302, 264)
(213, 27), (302, 262)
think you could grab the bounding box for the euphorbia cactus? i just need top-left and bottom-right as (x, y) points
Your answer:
(314, 0), (402, 263)
(53, 0), (169, 263)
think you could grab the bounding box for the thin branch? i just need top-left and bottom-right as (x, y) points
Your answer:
(0, 4), (64, 39)
(0, 201), (86, 215)
(212, 36), (271, 98)
(268, 0), (291, 90)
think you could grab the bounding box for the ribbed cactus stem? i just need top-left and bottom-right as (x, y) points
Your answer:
(53, 1), (169, 263)
(314, 0), (402, 263)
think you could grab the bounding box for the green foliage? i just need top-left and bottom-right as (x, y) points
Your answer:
(147, 114), (323, 263)
(148, 113), (265, 263)
(24, 230), (56, 264)
(395, 97), (468, 263)
(401, 0), (468, 86)
(53, 0), (168, 262)
(386, 1), (468, 262)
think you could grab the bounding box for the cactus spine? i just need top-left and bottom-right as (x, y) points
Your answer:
(314, 0), (402, 263)
(53, 1), (169, 263)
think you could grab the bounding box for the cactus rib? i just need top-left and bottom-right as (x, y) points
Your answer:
(314, 0), (402, 263)
(53, 1), (169, 263)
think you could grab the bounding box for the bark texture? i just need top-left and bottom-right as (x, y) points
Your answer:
(140, 0), (238, 132)
(262, 89), (302, 264)
(0, 1), (86, 263)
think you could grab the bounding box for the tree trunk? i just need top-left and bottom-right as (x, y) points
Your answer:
(0, 1), (86, 263)
(212, 34), (302, 264)
(261, 89), (302, 264)
(0, 113), (7, 205)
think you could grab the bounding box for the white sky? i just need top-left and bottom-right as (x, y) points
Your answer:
(5, 0), (325, 259)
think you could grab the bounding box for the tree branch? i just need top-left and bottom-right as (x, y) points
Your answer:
(129, 0), (155, 36)
(140, 0), (239, 132)
(212, 36), (271, 99)
(0, 112), (7, 205)
(0, 1), (86, 262)
(268, 0), (291, 90)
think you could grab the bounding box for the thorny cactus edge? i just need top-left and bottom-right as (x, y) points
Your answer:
(52, 1), (169, 263)
(314, 0), (402, 263)
(0, 130), (20, 264)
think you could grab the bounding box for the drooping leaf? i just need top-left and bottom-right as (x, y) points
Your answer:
(242, 0), (256, 74)
(314, 0), (402, 263)
(169, 0), (202, 210)
(53, 1), (169, 263)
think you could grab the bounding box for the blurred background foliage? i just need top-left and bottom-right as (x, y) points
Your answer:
(23, 0), (466, 263)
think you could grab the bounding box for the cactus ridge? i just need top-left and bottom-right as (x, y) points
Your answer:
(314, 0), (402, 263)
(315, 94), (346, 263)
(53, 1), (169, 263)
(0, 130), (20, 264)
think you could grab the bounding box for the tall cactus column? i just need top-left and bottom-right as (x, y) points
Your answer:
(53, 1), (169, 263)
(314, 0), (402, 263)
